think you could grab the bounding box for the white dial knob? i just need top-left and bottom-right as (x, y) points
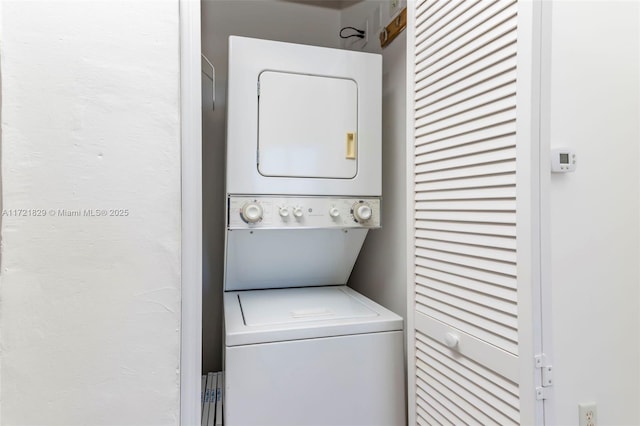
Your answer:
(329, 207), (340, 218)
(279, 207), (289, 218)
(240, 202), (263, 223)
(353, 202), (372, 223)
(292, 207), (303, 218)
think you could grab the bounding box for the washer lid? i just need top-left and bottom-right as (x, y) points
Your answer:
(224, 286), (403, 346)
(239, 286), (378, 326)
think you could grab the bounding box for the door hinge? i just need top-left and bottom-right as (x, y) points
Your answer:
(535, 354), (553, 400)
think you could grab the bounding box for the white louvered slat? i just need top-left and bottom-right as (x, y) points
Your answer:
(417, 338), (519, 407)
(415, 316), (519, 382)
(416, 405), (442, 426)
(415, 274), (516, 315)
(416, 238), (516, 263)
(415, 294), (519, 350)
(415, 0), (464, 41)
(417, 374), (479, 424)
(415, 0), (447, 30)
(410, 0), (523, 422)
(415, 0), (431, 13)
(415, 245), (516, 276)
(415, 81), (515, 128)
(416, 51), (517, 102)
(416, 2), (482, 59)
(415, 118), (515, 150)
(415, 107), (516, 141)
(416, 393), (460, 426)
(416, 134), (515, 164)
(417, 387), (459, 426)
(415, 0), (501, 58)
(416, 334), (520, 424)
(416, 219), (516, 239)
(415, 256), (517, 290)
(416, 25), (517, 91)
(416, 287), (517, 330)
(417, 25), (517, 96)
(415, 210), (515, 224)
(417, 331), (519, 397)
(416, 265), (516, 303)
(415, 167), (515, 187)
(415, 93), (516, 133)
(418, 365), (497, 425)
(416, 1), (517, 67)
(415, 67), (516, 115)
(415, 228), (516, 250)
(416, 198), (516, 211)
(415, 185), (516, 201)
(415, 146), (516, 173)
(418, 356), (517, 424)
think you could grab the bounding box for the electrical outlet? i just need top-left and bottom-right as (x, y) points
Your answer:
(347, 18), (368, 50)
(390, 0), (400, 14)
(579, 402), (597, 426)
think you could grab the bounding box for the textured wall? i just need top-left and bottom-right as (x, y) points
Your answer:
(341, 0), (408, 331)
(547, 1), (640, 424)
(0, 1), (182, 424)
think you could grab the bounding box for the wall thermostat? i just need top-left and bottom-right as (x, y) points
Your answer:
(551, 148), (577, 173)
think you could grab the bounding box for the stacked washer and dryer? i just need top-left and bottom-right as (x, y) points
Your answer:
(223, 36), (405, 426)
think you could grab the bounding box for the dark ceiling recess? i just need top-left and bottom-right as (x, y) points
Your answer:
(278, 0), (364, 10)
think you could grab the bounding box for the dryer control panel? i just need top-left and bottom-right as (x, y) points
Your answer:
(228, 196), (381, 229)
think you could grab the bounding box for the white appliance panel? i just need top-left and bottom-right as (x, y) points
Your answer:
(224, 331), (406, 426)
(224, 286), (403, 346)
(228, 195), (381, 229)
(226, 36), (381, 196)
(224, 229), (367, 291)
(258, 71), (358, 179)
(239, 286), (377, 326)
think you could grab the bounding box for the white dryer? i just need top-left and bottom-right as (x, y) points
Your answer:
(226, 36), (381, 196)
(222, 37), (404, 426)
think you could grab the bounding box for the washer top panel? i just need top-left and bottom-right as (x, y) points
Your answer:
(239, 286), (377, 327)
(224, 286), (403, 346)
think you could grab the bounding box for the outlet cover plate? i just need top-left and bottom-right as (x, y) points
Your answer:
(579, 402), (597, 426)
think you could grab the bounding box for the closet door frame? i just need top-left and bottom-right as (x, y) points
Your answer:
(180, 0), (203, 424)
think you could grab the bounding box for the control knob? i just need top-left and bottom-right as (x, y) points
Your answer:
(279, 207), (290, 218)
(352, 201), (373, 223)
(292, 207), (303, 218)
(329, 207), (340, 218)
(240, 202), (263, 223)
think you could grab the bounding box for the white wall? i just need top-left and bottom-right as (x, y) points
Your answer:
(546, 1), (640, 424)
(0, 1), (182, 424)
(341, 0), (408, 329)
(340, 0), (407, 415)
(201, 0), (342, 372)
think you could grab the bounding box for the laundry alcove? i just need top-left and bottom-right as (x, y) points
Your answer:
(200, 0), (409, 382)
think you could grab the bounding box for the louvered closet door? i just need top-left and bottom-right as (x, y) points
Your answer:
(408, 0), (540, 424)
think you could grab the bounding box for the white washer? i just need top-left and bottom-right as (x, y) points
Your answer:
(224, 286), (405, 426)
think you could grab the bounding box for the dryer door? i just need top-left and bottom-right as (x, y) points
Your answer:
(258, 71), (358, 179)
